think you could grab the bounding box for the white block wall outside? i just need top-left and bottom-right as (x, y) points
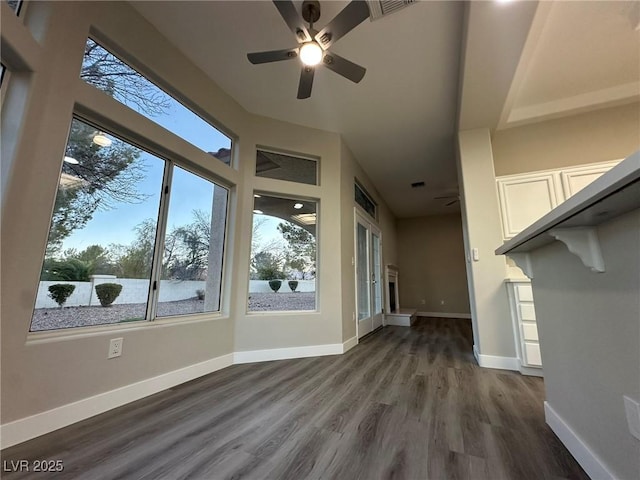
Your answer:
(35, 278), (317, 308)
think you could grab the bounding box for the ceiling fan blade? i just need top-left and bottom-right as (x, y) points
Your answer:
(297, 66), (315, 99)
(314, 1), (370, 50)
(273, 0), (311, 43)
(322, 52), (366, 83)
(247, 48), (299, 65)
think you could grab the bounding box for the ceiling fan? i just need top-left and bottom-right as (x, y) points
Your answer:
(434, 194), (459, 207)
(247, 0), (370, 99)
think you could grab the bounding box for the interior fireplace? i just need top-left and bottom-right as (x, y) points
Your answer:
(386, 265), (399, 314)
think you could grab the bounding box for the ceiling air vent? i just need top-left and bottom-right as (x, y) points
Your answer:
(367, 0), (417, 21)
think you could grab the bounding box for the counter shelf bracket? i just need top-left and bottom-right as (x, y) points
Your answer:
(548, 227), (605, 273)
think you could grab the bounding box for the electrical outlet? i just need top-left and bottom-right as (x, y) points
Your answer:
(440, 300), (445, 305)
(420, 299), (426, 305)
(108, 337), (123, 359)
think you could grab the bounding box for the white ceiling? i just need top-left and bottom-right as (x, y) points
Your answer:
(132, 1), (640, 218)
(499, 0), (640, 128)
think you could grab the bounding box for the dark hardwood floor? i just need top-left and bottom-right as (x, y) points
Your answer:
(2, 318), (588, 479)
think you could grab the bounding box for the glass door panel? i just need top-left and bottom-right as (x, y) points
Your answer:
(356, 222), (370, 322)
(372, 232), (382, 315)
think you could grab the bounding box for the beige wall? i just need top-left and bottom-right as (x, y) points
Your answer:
(454, 105), (639, 362)
(531, 209), (640, 479)
(457, 129), (515, 359)
(340, 141), (397, 341)
(233, 117), (344, 352)
(1, 0), (393, 429)
(493, 103), (640, 176)
(396, 214), (470, 314)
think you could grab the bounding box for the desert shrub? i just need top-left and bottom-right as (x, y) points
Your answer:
(48, 284), (76, 307)
(268, 280), (282, 293)
(196, 289), (205, 300)
(95, 283), (123, 307)
(288, 280), (298, 292)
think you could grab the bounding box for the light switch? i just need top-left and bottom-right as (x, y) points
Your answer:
(472, 248), (479, 261)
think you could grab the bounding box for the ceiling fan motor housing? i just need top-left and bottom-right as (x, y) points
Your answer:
(302, 0), (321, 24)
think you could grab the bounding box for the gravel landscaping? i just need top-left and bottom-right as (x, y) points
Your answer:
(30, 292), (316, 331)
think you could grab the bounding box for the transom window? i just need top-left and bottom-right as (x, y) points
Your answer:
(355, 182), (376, 219)
(255, 149), (318, 185)
(5, 0), (23, 14)
(82, 38), (233, 166)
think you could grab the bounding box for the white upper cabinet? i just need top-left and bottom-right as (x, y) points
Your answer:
(560, 162), (621, 198)
(496, 160), (621, 239)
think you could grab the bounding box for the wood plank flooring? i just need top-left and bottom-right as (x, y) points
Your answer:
(1, 318), (588, 479)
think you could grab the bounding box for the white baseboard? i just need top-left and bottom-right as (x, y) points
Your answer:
(233, 343), (344, 364)
(1, 336), (360, 449)
(544, 402), (615, 480)
(0, 353), (234, 450)
(417, 311), (471, 319)
(342, 335), (358, 353)
(519, 364), (544, 377)
(473, 345), (519, 371)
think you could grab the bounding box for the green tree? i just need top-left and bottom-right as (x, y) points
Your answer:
(253, 251), (285, 280)
(111, 219), (157, 278)
(277, 222), (316, 279)
(46, 120), (146, 255)
(62, 244), (114, 276)
(41, 258), (90, 281)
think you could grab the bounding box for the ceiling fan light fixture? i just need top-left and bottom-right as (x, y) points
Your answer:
(299, 42), (323, 66)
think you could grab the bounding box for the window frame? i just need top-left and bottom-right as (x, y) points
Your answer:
(255, 147), (320, 186)
(28, 104), (234, 335)
(83, 35), (237, 169)
(354, 180), (377, 220)
(5, 0), (24, 16)
(247, 191), (319, 315)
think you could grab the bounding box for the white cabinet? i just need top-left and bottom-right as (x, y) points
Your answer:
(506, 280), (543, 375)
(496, 160), (621, 240)
(560, 161), (620, 198)
(497, 172), (562, 238)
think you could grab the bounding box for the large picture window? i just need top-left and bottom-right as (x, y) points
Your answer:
(30, 118), (228, 332)
(249, 194), (317, 312)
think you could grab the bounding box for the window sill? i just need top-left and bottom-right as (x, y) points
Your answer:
(25, 312), (229, 345)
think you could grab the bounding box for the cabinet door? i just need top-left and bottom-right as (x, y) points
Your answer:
(560, 161), (621, 198)
(497, 173), (562, 238)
